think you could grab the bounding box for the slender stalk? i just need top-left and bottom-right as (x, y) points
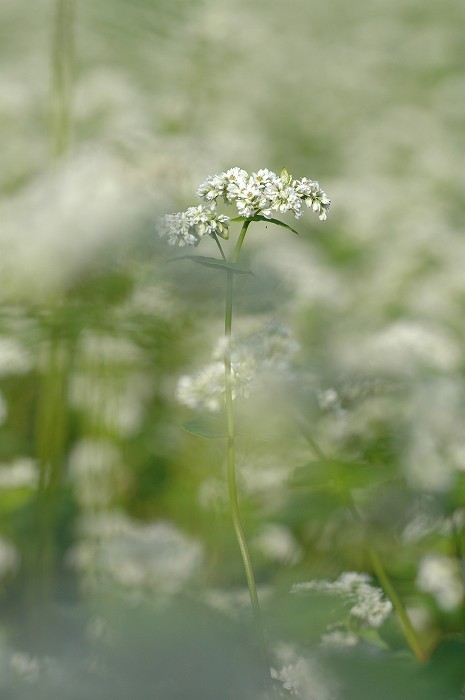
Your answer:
(297, 418), (427, 662)
(212, 233), (227, 261)
(232, 221), (250, 263)
(50, 0), (75, 158)
(368, 547), (427, 662)
(224, 222), (270, 674)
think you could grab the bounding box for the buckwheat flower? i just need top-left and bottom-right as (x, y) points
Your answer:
(252, 523), (302, 565)
(416, 553), (465, 611)
(196, 172), (227, 202)
(197, 167), (250, 205)
(294, 178), (331, 221)
(321, 629), (359, 648)
(227, 176), (269, 218)
(176, 362), (225, 412)
(159, 203), (230, 246)
(159, 211), (198, 247)
(251, 168), (279, 189)
(186, 204), (230, 240)
(271, 643), (338, 700)
(265, 177), (303, 218)
(292, 572), (392, 628)
(176, 359), (251, 412)
(223, 166), (249, 188)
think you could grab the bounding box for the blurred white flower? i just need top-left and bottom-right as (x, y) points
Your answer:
(320, 629), (359, 648)
(253, 523), (302, 565)
(0, 150), (145, 301)
(416, 554), (465, 612)
(0, 337), (31, 376)
(198, 477), (229, 510)
(292, 571), (392, 628)
(177, 322), (299, 412)
(0, 392), (7, 426)
(405, 379), (465, 492)
(176, 360), (250, 412)
(341, 321), (460, 375)
(70, 372), (151, 436)
(0, 458), (37, 489)
(68, 439), (125, 508)
(271, 643), (338, 700)
(9, 653), (40, 685)
(0, 537), (20, 578)
(70, 514), (203, 593)
(204, 586), (270, 619)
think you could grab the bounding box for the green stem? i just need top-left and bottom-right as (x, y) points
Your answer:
(368, 547), (427, 662)
(232, 220), (250, 263)
(51, 0), (75, 158)
(212, 233), (227, 261)
(298, 418), (427, 662)
(224, 222), (270, 674)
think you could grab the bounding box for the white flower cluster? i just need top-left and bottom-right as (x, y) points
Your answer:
(176, 361), (250, 412)
(271, 643), (337, 700)
(159, 203), (230, 247)
(159, 167), (330, 247)
(292, 571), (392, 628)
(69, 512), (203, 593)
(176, 322), (299, 412)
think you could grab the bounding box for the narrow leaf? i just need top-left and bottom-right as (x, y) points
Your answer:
(183, 414), (227, 439)
(230, 215), (300, 236)
(168, 256), (251, 274)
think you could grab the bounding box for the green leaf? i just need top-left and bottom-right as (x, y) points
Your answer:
(288, 459), (379, 492)
(183, 413), (228, 438)
(168, 256), (251, 274)
(230, 215), (300, 236)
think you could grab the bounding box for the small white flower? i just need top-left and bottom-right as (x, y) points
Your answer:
(265, 177), (303, 218)
(227, 176), (269, 218)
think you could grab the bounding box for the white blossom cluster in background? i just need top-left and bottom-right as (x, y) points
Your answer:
(416, 553), (465, 612)
(292, 572), (393, 629)
(0, 536), (20, 579)
(68, 512), (203, 594)
(159, 167), (330, 247)
(271, 642), (339, 700)
(176, 322), (299, 412)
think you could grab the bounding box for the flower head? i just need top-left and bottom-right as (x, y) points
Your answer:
(160, 167), (330, 246)
(159, 203), (230, 246)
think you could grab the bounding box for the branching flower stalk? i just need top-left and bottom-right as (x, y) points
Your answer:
(159, 166), (330, 678)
